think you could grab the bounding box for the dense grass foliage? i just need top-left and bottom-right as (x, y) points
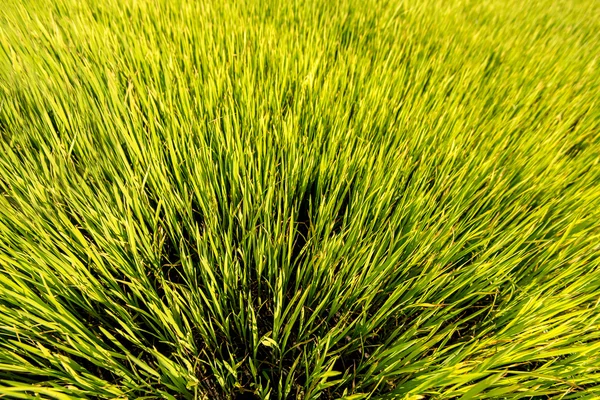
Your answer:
(1, 0), (600, 398)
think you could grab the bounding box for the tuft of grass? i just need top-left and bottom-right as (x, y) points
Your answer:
(1, 0), (599, 398)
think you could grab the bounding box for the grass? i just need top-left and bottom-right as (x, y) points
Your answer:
(0, 0), (599, 398)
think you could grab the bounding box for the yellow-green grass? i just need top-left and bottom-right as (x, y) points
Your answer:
(0, 0), (599, 398)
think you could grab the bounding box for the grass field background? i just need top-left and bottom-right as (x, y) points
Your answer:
(1, 0), (600, 398)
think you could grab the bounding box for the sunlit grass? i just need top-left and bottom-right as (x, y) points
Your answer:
(0, 0), (599, 398)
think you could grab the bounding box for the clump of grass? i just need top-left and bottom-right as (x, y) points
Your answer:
(1, 0), (599, 398)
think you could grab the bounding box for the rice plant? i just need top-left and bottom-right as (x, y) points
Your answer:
(0, 0), (599, 398)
